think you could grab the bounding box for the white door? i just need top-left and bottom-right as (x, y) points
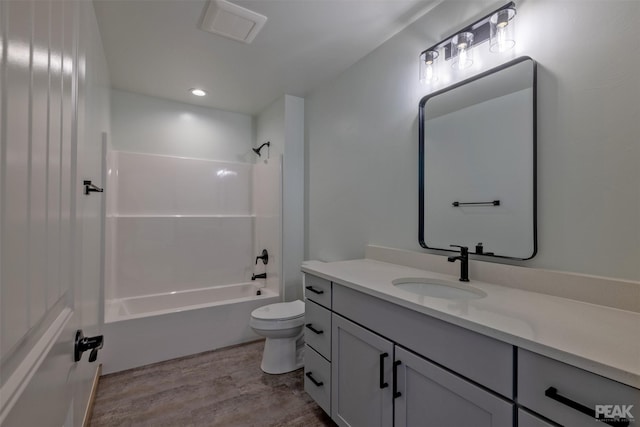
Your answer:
(0, 1), (105, 425)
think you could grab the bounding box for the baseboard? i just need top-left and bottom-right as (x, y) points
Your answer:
(82, 363), (102, 427)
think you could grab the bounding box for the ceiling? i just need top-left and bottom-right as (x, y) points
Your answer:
(93, 0), (440, 115)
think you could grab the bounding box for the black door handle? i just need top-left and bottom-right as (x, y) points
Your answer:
(393, 360), (402, 398)
(306, 372), (324, 387)
(545, 387), (629, 427)
(379, 353), (389, 389)
(305, 286), (324, 295)
(305, 324), (324, 334)
(74, 329), (104, 363)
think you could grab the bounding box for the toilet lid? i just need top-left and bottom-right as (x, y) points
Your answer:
(251, 300), (304, 321)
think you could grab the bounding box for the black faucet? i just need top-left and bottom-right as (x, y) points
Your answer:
(447, 245), (469, 282)
(251, 273), (267, 280)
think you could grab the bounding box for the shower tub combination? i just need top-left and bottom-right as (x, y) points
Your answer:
(102, 151), (282, 373)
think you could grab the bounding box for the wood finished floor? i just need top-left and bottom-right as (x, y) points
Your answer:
(90, 340), (335, 427)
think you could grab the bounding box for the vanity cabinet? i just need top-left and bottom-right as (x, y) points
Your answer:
(302, 273), (640, 427)
(303, 275), (333, 416)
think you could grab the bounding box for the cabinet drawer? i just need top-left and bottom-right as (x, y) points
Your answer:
(304, 345), (331, 416)
(333, 284), (513, 398)
(518, 349), (640, 427)
(517, 409), (555, 427)
(304, 274), (332, 308)
(305, 300), (331, 360)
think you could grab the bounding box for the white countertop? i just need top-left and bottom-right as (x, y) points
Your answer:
(302, 258), (640, 389)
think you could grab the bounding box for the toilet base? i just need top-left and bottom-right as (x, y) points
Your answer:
(260, 333), (304, 374)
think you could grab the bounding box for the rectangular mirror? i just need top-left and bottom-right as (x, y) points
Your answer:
(419, 56), (537, 260)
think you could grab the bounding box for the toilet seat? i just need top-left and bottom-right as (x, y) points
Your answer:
(251, 300), (304, 321)
(250, 300), (305, 331)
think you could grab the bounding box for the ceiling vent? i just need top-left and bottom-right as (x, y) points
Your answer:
(200, 0), (267, 44)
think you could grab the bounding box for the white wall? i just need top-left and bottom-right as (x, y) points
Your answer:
(256, 95), (305, 301)
(110, 89), (254, 162)
(306, 0), (640, 281)
(283, 96), (305, 300)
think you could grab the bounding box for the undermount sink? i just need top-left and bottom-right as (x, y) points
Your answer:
(392, 277), (487, 300)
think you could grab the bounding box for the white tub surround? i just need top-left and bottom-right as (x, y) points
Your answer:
(302, 256), (640, 389)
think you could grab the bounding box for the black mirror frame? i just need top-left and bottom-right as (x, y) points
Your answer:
(418, 56), (538, 260)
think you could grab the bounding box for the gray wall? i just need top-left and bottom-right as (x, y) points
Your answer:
(306, 0), (640, 281)
(111, 89), (254, 162)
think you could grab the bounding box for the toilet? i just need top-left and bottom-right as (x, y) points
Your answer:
(250, 299), (305, 374)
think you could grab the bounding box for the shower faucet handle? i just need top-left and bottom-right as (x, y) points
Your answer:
(255, 249), (269, 265)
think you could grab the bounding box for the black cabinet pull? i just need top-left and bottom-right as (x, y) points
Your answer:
(306, 372), (324, 387)
(545, 387), (629, 427)
(305, 286), (324, 295)
(393, 360), (402, 398)
(305, 324), (324, 334)
(379, 353), (389, 389)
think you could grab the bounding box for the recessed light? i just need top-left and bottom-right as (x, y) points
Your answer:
(190, 88), (207, 97)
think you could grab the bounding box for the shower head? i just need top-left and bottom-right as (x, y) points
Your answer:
(252, 141), (270, 157)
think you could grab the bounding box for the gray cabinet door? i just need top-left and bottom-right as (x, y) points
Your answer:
(332, 314), (394, 427)
(394, 346), (514, 427)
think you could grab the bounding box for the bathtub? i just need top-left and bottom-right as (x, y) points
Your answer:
(101, 283), (280, 373)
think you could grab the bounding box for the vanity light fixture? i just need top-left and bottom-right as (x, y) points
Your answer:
(189, 88), (207, 97)
(419, 49), (439, 83)
(418, 2), (517, 80)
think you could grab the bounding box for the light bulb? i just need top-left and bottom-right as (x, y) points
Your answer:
(425, 62), (434, 81)
(496, 24), (507, 52)
(419, 50), (439, 84)
(457, 45), (468, 70)
(189, 88), (207, 97)
(452, 32), (474, 70)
